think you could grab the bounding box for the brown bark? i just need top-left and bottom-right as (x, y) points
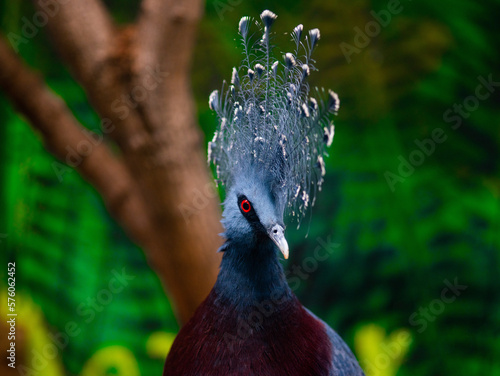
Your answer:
(0, 0), (222, 325)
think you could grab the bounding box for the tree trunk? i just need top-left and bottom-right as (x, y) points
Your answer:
(0, 0), (222, 325)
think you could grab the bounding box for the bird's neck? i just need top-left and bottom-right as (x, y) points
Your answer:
(214, 238), (293, 311)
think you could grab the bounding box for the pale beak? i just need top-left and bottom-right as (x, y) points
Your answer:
(269, 224), (289, 259)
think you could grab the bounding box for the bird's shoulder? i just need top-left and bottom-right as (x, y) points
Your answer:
(304, 308), (365, 376)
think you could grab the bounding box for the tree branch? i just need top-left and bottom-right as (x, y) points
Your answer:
(0, 36), (158, 256)
(134, 0), (204, 131)
(33, 0), (115, 86)
(34, 0), (152, 153)
(136, 0), (204, 75)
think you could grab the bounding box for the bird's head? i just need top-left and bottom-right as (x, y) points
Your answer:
(221, 166), (289, 259)
(208, 10), (339, 260)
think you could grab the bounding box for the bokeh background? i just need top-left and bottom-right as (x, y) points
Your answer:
(1, 0), (499, 375)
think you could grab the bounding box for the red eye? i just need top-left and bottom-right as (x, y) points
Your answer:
(240, 199), (251, 213)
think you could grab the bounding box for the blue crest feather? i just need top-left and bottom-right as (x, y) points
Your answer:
(208, 10), (339, 222)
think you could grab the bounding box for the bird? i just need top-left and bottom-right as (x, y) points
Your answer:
(163, 10), (365, 376)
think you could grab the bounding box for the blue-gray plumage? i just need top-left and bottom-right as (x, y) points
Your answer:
(163, 9), (364, 376)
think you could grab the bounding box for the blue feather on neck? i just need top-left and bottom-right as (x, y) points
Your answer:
(214, 238), (292, 311)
